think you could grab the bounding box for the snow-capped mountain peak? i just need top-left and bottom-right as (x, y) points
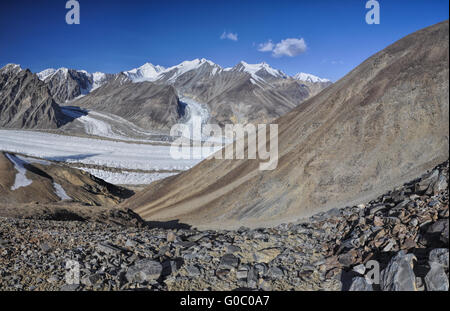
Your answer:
(124, 62), (166, 82)
(170, 58), (218, 70)
(1, 64), (23, 75)
(90, 72), (109, 91)
(123, 59), (221, 83)
(231, 61), (286, 82)
(293, 72), (330, 83)
(163, 58), (221, 82)
(37, 68), (56, 81)
(37, 67), (71, 81)
(56, 67), (69, 75)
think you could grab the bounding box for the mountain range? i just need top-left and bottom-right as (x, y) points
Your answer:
(0, 60), (331, 132)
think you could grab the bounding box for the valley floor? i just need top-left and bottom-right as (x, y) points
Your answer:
(0, 161), (448, 291)
(0, 129), (204, 185)
(0, 98), (218, 186)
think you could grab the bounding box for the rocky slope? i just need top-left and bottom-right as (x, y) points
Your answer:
(0, 152), (132, 206)
(70, 74), (183, 132)
(0, 160), (447, 291)
(123, 20), (449, 229)
(0, 65), (65, 129)
(38, 68), (115, 103)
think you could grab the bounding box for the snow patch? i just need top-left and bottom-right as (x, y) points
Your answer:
(293, 72), (330, 83)
(53, 182), (71, 200)
(79, 168), (177, 185)
(5, 153), (32, 190)
(37, 68), (56, 81)
(91, 72), (108, 91)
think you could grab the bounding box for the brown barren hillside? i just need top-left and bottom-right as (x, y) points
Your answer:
(122, 21), (449, 229)
(0, 152), (131, 206)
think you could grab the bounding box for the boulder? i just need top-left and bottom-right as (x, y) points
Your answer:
(125, 259), (163, 283)
(429, 248), (449, 268)
(380, 251), (417, 291)
(425, 262), (449, 291)
(349, 277), (373, 291)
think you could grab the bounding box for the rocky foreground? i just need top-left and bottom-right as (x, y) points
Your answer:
(0, 161), (448, 291)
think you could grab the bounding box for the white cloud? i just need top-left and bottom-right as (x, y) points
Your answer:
(257, 40), (274, 52)
(272, 38), (307, 57)
(331, 60), (344, 65)
(258, 37), (307, 58)
(220, 31), (238, 41)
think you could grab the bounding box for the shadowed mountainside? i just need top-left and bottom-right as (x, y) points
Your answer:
(0, 65), (66, 129)
(71, 75), (183, 132)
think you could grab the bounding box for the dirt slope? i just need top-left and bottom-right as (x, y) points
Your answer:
(0, 152), (132, 206)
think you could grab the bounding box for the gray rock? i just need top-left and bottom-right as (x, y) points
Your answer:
(176, 241), (196, 249)
(125, 259), (163, 283)
(369, 204), (388, 215)
(434, 174), (448, 193)
(338, 252), (357, 267)
(39, 243), (52, 253)
(441, 220), (449, 244)
(125, 239), (137, 248)
(425, 262), (449, 291)
(96, 243), (124, 256)
(81, 273), (102, 287)
(429, 248), (449, 268)
(427, 219), (449, 244)
(219, 254), (239, 269)
(416, 170), (439, 193)
(266, 267), (284, 279)
(380, 251), (417, 291)
(349, 277), (373, 291)
(253, 263), (268, 277)
(236, 269), (248, 280)
(226, 245), (242, 254)
(247, 267), (258, 289)
(382, 240), (396, 252)
(185, 265), (201, 277)
(352, 264), (366, 275)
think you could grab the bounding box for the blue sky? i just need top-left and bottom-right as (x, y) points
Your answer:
(0, 0), (448, 81)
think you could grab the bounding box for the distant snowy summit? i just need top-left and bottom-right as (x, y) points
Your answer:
(36, 67), (111, 92)
(293, 72), (330, 83)
(36, 68), (56, 81)
(1, 63), (23, 75)
(123, 63), (165, 82)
